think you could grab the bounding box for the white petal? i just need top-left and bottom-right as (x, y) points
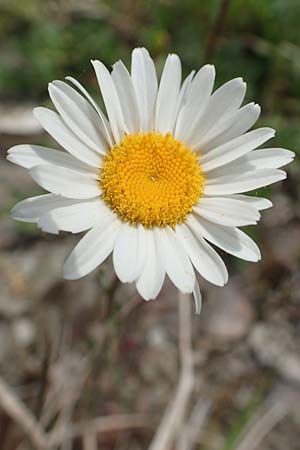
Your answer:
(155, 53), (181, 133)
(136, 229), (165, 300)
(193, 197), (260, 226)
(172, 70), (195, 129)
(155, 227), (195, 293)
(204, 169), (286, 195)
(113, 223), (140, 283)
(136, 224), (148, 278)
(63, 216), (122, 280)
(11, 194), (80, 223)
(92, 59), (126, 143)
(131, 47), (158, 131)
(176, 223), (228, 286)
(49, 81), (108, 153)
(197, 103), (261, 152)
(65, 76), (114, 147)
(30, 164), (100, 199)
(201, 128), (275, 173)
(7, 144), (95, 172)
(194, 77), (246, 140)
(242, 148), (295, 169)
(227, 194), (272, 210)
(206, 159), (257, 179)
(207, 147), (295, 180)
(187, 214), (261, 262)
(193, 279), (202, 315)
(111, 60), (140, 134)
(34, 107), (104, 165)
(38, 198), (112, 234)
(175, 64), (215, 143)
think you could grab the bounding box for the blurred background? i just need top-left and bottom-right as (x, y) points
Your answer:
(0, 0), (300, 449)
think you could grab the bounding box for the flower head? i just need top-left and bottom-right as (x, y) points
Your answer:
(7, 48), (294, 313)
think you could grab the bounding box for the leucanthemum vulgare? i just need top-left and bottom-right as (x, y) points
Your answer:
(7, 48), (295, 313)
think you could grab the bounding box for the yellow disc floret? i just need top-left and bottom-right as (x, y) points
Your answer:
(100, 132), (205, 228)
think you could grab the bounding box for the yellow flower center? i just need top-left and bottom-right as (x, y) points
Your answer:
(100, 132), (205, 228)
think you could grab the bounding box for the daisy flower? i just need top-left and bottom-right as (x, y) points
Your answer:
(7, 48), (294, 313)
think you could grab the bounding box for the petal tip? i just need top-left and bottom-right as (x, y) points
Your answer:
(62, 265), (77, 280)
(33, 106), (44, 118)
(10, 205), (20, 220)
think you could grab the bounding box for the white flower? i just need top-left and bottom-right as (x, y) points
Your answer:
(7, 48), (294, 313)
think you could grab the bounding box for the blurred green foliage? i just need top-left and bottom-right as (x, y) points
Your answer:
(0, 0), (299, 151)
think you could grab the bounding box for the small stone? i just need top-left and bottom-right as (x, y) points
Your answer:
(203, 281), (254, 342)
(12, 318), (36, 347)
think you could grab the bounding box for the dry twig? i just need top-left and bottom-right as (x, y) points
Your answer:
(83, 432), (98, 450)
(49, 414), (151, 446)
(0, 376), (48, 450)
(233, 387), (293, 450)
(147, 292), (194, 450)
(176, 398), (212, 450)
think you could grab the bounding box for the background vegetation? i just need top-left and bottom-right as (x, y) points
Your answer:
(1, 0), (300, 160)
